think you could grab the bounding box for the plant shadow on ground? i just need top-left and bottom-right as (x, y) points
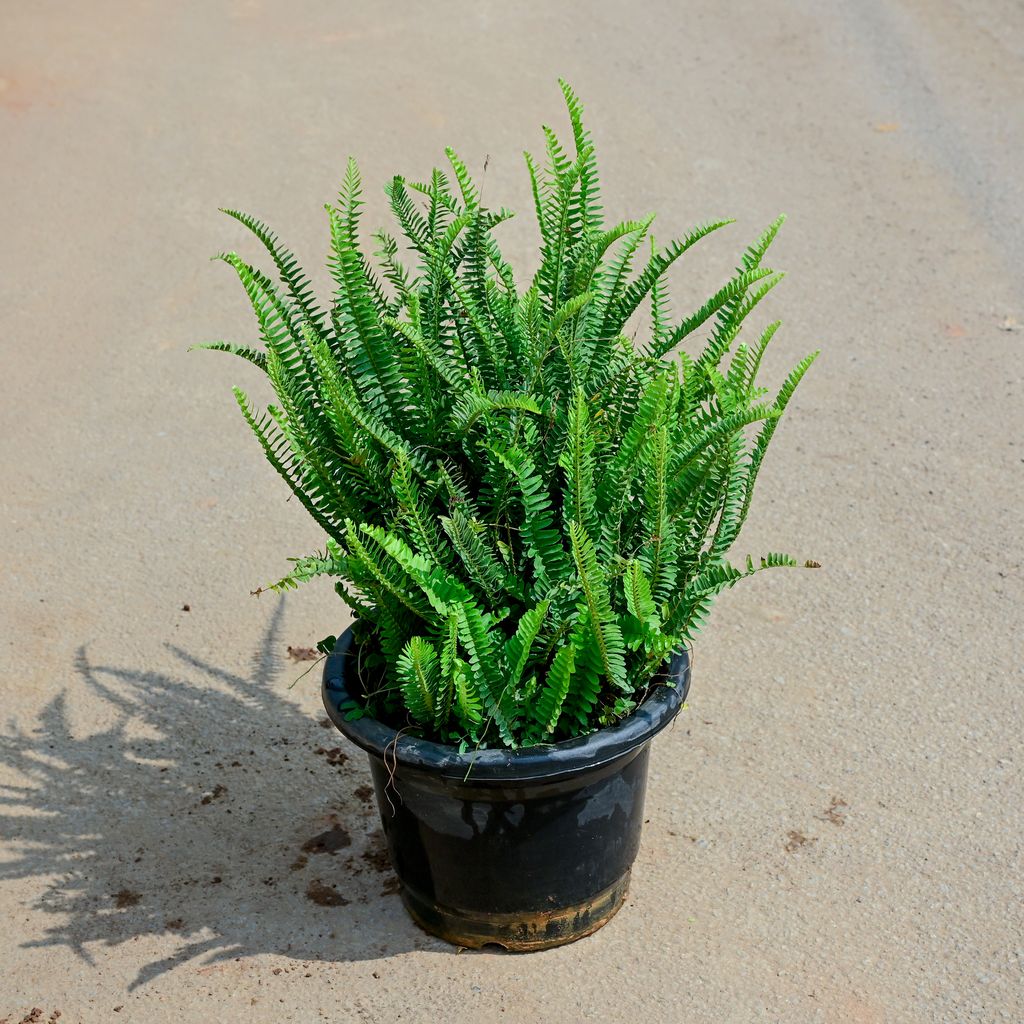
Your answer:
(0, 599), (439, 990)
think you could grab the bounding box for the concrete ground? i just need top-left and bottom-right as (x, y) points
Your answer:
(2, 1), (1022, 1020)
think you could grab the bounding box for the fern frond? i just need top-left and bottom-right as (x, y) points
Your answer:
(440, 509), (521, 599)
(592, 216), (654, 327)
(191, 341), (267, 371)
(741, 214), (786, 271)
(455, 599), (514, 746)
(623, 559), (656, 622)
(652, 267), (775, 359)
(373, 230), (411, 305)
(504, 600), (550, 686)
(558, 79), (602, 233)
(451, 390), (541, 436)
(530, 641), (576, 739)
(266, 543), (344, 593)
(216, 252), (316, 386)
(385, 174), (431, 255)
(397, 636), (439, 725)
(640, 425), (678, 605)
(649, 236), (672, 353)
(326, 207), (407, 427)
(549, 291), (594, 339)
(345, 522), (435, 622)
(336, 157), (365, 248)
(603, 219), (733, 336)
(596, 370), (668, 526)
(220, 207), (323, 327)
(559, 388), (599, 538)
(569, 521), (628, 691)
(495, 446), (571, 593)
(392, 453), (449, 567)
(445, 147), (480, 210)
(232, 387), (343, 540)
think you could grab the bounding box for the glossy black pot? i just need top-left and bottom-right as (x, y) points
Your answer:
(322, 627), (690, 950)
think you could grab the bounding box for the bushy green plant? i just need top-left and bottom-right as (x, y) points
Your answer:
(200, 82), (818, 749)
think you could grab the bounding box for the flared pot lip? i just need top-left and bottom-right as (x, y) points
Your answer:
(321, 625), (691, 783)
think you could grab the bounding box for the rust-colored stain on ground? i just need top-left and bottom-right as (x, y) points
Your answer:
(820, 796), (848, 826)
(361, 841), (391, 874)
(0, 73), (59, 114)
(301, 826), (352, 855)
(305, 880), (349, 907)
(312, 746), (349, 768)
(784, 830), (817, 853)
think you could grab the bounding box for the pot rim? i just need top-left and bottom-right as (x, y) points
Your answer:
(321, 626), (690, 783)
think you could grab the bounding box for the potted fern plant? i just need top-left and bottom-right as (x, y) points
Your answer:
(199, 82), (818, 950)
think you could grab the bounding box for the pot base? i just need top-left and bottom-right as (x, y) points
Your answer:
(400, 871), (631, 952)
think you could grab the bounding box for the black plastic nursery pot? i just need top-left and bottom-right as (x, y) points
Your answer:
(322, 627), (690, 951)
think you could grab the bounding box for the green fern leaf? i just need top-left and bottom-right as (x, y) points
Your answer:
(220, 208), (323, 327)
(455, 599), (514, 746)
(651, 267), (775, 359)
(494, 446), (571, 593)
(504, 600), (550, 686)
(397, 636), (439, 725)
(451, 390), (541, 436)
(191, 341), (267, 371)
(530, 641), (576, 738)
(559, 387), (599, 538)
(231, 387), (343, 539)
(440, 509), (522, 600)
(569, 521), (628, 690)
(558, 79), (602, 234)
(623, 559), (657, 622)
(602, 219), (733, 336)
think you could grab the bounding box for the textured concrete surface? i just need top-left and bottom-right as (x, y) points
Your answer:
(2, 1), (1022, 1021)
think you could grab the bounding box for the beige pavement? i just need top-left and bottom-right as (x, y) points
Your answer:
(1, 1), (1022, 1021)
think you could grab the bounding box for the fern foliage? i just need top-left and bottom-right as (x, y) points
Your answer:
(201, 82), (818, 748)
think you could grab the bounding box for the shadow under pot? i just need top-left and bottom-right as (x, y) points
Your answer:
(322, 627), (690, 951)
